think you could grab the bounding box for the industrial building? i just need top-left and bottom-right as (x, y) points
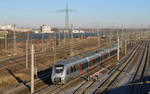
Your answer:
(0, 24), (13, 30)
(40, 25), (53, 33)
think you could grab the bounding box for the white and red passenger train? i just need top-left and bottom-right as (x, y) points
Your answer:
(51, 44), (118, 84)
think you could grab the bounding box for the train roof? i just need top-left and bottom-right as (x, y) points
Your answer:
(54, 51), (97, 65)
(54, 44), (118, 66)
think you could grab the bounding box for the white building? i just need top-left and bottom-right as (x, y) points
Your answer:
(34, 30), (40, 34)
(80, 30), (85, 33)
(40, 25), (52, 33)
(72, 30), (80, 33)
(5, 24), (12, 29)
(0, 24), (13, 30)
(72, 30), (85, 33)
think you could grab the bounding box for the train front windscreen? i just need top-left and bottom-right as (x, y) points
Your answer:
(55, 65), (64, 74)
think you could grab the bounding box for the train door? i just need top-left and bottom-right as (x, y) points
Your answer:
(74, 65), (78, 78)
(66, 67), (71, 81)
(70, 66), (77, 79)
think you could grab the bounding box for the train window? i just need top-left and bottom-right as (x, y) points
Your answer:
(67, 66), (75, 74)
(94, 58), (98, 64)
(112, 51), (114, 55)
(88, 61), (91, 67)
(93, 57), (100, 64)
(73, 65), (76, 72)
(85, 63), (88, 69)
(82, 63), (87, 70)
(71, 66), (73, 73)
(100, 56), (102, 62)
(55, 65), (64, 74)
(70, 65), (76, 73)
(93, 58), (97, 65)
(111, 51), (114, 55)
(104, 54), (107, 59)
(110, 51), (112, 55)
(67, 67), (71, 74)
(75, 64), (78, 70)
(84, 63), (86, 69)
(113, 50), (117, 54)
(113, 51), (114, 55)
(89, 58), (93, 67)
(115, 50), (117, 53)
(82, 63), (84, 70)
(97, 57), (101, 63)
(93, 60), (96, 65)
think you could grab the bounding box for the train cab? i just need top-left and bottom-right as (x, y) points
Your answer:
(51, 64), (66, 84)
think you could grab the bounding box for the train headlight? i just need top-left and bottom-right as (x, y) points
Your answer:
(61, 76), (65, 80)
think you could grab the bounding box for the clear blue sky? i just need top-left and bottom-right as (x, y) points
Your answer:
(0, 0), (150, 28)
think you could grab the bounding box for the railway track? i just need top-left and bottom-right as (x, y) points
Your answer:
(33, 50), (120, 94)
(33, 43), (135, 94)
(1, 43), (118, 94)
(98, 43), (143, 94)
(0, 37), (134, 93)
(140, 43), (150, 94)
(35, 49), (127, 94)
(0, 51), (53, 75)
(38, 58), (118, 94)
(72, 64), (112, 94)
(128, 42), (149, 94)
(100, 42), (150, 94)
(92, 42), (141, 94)
(2, 43), (134, 94)
(67, 42), (139, 94)
(90, 41), (150, 94)
(50, 44), (136, 94)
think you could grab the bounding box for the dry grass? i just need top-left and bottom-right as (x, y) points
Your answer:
(0, 36), (115, 90)
(0, 73), (29, 90)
